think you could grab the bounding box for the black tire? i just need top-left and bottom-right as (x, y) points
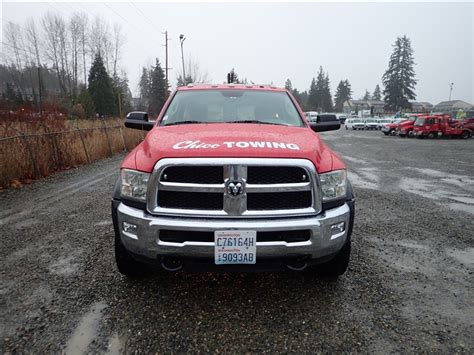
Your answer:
(428, 132), (435, 139)
(112, 198), (147, 278)
(345, 126), (348, 130)
(318, 239), (351, 278)
(408, 130), (414, 138)
(115, 233), (147, 278)
(461, 130), (470, 139)
(318, 184), (354, 279)
(383, 131), (389, 136)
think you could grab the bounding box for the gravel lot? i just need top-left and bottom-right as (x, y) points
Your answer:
(1, 128), (473, 353)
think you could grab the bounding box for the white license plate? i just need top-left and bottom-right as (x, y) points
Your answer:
(214, 230), (256, 265)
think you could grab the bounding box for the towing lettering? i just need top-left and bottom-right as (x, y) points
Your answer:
(173, 140), (300, 150)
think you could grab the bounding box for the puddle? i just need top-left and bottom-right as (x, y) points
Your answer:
(446, 248), (474, 266)
(448, 203), (474, 215)
(106, 333), (126, 354)
(94, 220), (112, 227)
(347, 171), (379, 190)
(398, 240), (430, 251)
(48, 255), (80, 277)
(411, 168), (474, 188)
(343, 156), (369, 165)
(64, 302), (107, 354)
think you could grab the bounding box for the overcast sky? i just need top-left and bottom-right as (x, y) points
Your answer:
(2, 1), (473, 104)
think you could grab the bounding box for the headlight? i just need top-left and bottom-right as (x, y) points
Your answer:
(320, 170), (347, 201)
(120, 169), (150, 200)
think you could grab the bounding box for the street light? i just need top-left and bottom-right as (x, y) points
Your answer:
(449, 82), (454, 101)
(179, 34), (186, 84)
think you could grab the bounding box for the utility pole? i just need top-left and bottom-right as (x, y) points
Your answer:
(449, 82), (454, 101)
(37, 66), (43, 118)
(162, 31), (171, 87)
(179, 34), (186, 83)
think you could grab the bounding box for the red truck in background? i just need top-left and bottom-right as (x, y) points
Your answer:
(397, 114), (426, 138)
(413, 115), (472, 139)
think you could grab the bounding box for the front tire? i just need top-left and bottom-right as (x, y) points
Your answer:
(318, 239), (351, 278)
(408, 130), (414, 138)
(461, 130), (470, 139)
(115, 233), (147, 278)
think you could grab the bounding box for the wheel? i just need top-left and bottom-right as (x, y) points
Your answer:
(346, 126), (348, 130)
(461, 131), (470, 139)
(428, 132), (435, 139)
(383, 132), (389, 136)
(114, 228), (148, 278)
(352, 127), (355, 130)
(318, 238), (351, 278)
(408, 130), (414, 138)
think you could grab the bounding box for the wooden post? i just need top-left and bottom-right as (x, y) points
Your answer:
(21, 134), (41, 178)
(76, 127), (90, 164)
(101, 119), (113, 156)
(118, 127), (127, 152)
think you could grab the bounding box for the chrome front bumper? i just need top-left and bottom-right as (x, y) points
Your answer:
(116, 202), (351, 261)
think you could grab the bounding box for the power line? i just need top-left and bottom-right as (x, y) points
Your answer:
(102, 3), (140, 32)
(128, 2), (162, 34)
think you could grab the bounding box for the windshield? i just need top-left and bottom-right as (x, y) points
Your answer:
(414, 117), (425, 126)
(161, 90), (304, 127)
(366, 119), (376, 123)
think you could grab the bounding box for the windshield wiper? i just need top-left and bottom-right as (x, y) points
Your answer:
(226, 120), (288, 126)
(164, 120), (204, 126)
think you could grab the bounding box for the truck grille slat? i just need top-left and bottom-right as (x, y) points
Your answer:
(147, 158), (321, 218)
(247, 191), (312, 210)
(159, 230), (311, 243)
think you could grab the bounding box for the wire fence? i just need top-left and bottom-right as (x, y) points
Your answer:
(0, 117), (144, 188)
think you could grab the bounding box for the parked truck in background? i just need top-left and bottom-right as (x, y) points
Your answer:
(413, 115), (472, 139)
(113, 84), (355, 279)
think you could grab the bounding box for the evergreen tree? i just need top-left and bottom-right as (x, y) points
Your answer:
(227, 68), (240, 84)
(148, 58), (168, 116)
(334, 79), (352, 112)
(176, 74), (193, 86)
(88, 54), (115, 116)
(77, 85), (95, 118)
(137, 67), (151, 111)
(362, 89), (371, 101)
(284, 79), (293, 92)
(382, 35), (417, 111)
(322, 72), (333, 112)
(308, 77), (319, 111)
(112, 73), (133, 117)
(372, 84), (382, 101)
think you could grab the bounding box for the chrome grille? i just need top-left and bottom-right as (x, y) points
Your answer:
(147, 158), (321, 218)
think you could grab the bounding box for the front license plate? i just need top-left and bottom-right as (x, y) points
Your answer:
(214, 230), (256, 265)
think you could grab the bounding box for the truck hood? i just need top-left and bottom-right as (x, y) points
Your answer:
(122, 123), (342, 173)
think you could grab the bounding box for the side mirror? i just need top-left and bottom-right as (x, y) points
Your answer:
(310, 115), (341, 132)
(310, 122), (341, 132)
(124, 111), (154, 131)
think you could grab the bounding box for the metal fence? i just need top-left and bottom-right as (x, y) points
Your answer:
(0, 118), (143, 187)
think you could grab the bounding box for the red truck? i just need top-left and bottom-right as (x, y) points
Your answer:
(112, 84), (355, 279)
(381, 118), (408, 135)
(413, 115), (472, 139)
(397, 114), (427, 137)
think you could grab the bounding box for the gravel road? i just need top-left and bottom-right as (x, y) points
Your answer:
(1, 129), (473, 353)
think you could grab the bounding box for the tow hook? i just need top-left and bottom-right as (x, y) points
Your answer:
(161, 257), (183, 272)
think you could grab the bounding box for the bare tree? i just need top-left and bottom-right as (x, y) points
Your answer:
(43, 12), (66, 95)
(112, 23), (125, 77)
(25, 19), (42, 68)
(70, 14), (82, 97)
(76, 13), (89, 86)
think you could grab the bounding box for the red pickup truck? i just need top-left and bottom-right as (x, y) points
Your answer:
(112, 84), (355, 278)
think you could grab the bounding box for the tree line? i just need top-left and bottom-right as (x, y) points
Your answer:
(1, 12), (132, 117)
(284, 35), (416, 113)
